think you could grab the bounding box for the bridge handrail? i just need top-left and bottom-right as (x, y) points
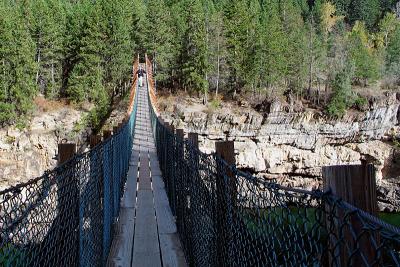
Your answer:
(0, 56), (140, 266)
(145, 57), (400, 266)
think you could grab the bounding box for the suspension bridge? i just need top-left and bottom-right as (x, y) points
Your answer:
(0, 55), (399, 267)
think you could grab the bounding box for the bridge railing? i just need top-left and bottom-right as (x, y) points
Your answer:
(0, 57), (140, 267)
(145, 57), (400, 267)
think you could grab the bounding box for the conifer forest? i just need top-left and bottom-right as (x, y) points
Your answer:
(0, 0), (399, 128)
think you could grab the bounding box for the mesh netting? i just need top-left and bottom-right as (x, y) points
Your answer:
(0, 69), (138, 267)
(148, 87), (400, 267)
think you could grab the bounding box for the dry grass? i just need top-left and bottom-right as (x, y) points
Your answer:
(33, 96), (69, 113)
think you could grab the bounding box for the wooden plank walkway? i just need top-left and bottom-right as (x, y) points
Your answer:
(107, 71), (187, 267)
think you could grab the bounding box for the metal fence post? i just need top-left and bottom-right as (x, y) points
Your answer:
(322, 162), (378, 266)
(215, 141), (235, 267)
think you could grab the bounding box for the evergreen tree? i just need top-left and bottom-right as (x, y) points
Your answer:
(386, 24), (400, 84)
(102, 0), (134, 97)
(280, 0), (308, 97)
(168, 0), (189, 89)
(0, 3), (37, 125)
(131, 0), (147, 53)
(223, 0), (249, 97)
(348, 21), (381, 86)
(206, 3), (227, 96)
(327, 62), (354, 117)
(144, 0), (173, 87)
(258, 0), (286, 94)
(331, 0), (351, 16)
(182, 0), (209, 102)
(349, 0), (381, 29)
(31, 0), (66, 99)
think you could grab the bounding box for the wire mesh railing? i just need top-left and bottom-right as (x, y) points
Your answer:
(145, 57), (400, 267)
(0, 58), (139, 267)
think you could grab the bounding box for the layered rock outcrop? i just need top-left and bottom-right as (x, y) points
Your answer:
(0, 107), (90, 191)
(161, 93), (400, 211)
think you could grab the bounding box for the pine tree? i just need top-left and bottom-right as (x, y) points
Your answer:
(349, 0), (381, 29)
(327, 62), (354, 117)
(144, 0), (173, 87)
(207, 3), (226, 96)
(131, 0), (147, 53)
(348, 21), (381, 86)
(280, 0), (308, 97)
(386, 25), (400, 68)
(102, 0), (134, 97)
(243, 0), (262, 95)
(182, 0), (209, 102)
(0, 2), (37, 125)
(257, 0), (286, 95)
(223, 0), (249, 97)
(31, 0), (66, 99)
(168, 0), (189, 89)
(67, 1), (106, 106)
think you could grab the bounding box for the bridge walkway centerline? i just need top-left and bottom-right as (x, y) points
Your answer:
(107, 67), (187, 267)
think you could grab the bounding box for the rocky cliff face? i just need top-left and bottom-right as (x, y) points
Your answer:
(161, 93), (400, 211)
(0, 107), (90, 191)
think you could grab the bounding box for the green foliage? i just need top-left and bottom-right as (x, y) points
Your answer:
(144, 0), (174, 85)
(387, 25), (400, 68)
(182, 0), (210, 99)
(349, 0), (381, 29)
(0, 0), (135, 129)
(0, 243), (26, 266)
(0, 0), (398, 128)
(353, 95), (368, 110)
(348, 21), (381, 85)
(327, 63), (354, 117)
(30, 0), (66, 99)
(0, 2), (37, 125)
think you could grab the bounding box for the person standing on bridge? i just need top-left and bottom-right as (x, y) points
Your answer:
(138, 67), (146, 87)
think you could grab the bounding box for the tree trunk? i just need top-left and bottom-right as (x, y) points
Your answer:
(216, 38), (220, 97)
(36, 47), (41, 85)
(324, 81), (328, 105)
(3, 59), (7, 99)
(308, 14), (315, 100)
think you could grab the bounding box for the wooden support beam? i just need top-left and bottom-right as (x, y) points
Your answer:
(323, 163), (377, 214)
(56, 142), (78, 265)
(322, 162), (378, 266)
(113, 126), (119, 135)
(103, 130), (112, 140)
(176, 129), (184, 141)
(215, 141), (235, 267)
(188, 133), (199, 148)
(58, 143), (76, 165)
(216, 141), (235, 167)
(89, 135), (102, 149)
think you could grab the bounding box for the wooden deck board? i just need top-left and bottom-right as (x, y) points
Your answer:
(121, 167), (138, 208)
(159, 233), (187, 267)
(107, 208), (135, 267)
(108, 70), (187, 267)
